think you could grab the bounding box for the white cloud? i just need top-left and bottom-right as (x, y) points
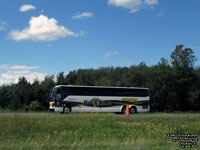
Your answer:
(156, 11), (164, 17)
(0, 65), (38, 70)
(10, 65), (38, 70)
(108, 0), (142, 13)
(144, 0), (158, 5)
(8, 15), (79, 42)
(20, 4), (36, 12)
(0, 64), (46, 85)
(123, 61), (133, 65)
(72, 12), (94, 19)
(108, 0), (158, 13)
(102, 52), (112, 59)
(0, 26), (5, 31)
(113, 51), (119, 55)
(79, 30), (85, 36)
(0, 21), (7, 31)
(102, 51), (119, 59)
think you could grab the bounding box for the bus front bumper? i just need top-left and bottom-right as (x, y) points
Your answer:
(55, 107), (63, 112)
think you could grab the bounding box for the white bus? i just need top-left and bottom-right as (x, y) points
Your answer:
(49, 85), (150, 114)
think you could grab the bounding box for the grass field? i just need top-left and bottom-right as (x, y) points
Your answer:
(0, 113), (199, 150)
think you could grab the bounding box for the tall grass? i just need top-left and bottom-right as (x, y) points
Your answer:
(0, 113), (199, 150)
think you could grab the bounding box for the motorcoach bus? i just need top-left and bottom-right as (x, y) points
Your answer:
(49, 85), (150, 114)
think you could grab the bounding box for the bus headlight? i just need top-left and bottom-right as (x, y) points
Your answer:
(50, 102), (55, 107)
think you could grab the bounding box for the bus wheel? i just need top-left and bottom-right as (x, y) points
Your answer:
(130, 107), (137, 114)
(63, 106), (70, 114)
(121, 106), (126, 114)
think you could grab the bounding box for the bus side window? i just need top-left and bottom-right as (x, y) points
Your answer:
(56, 88), (61, 101)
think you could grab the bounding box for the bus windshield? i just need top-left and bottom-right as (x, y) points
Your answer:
(50, 88), (57, 102)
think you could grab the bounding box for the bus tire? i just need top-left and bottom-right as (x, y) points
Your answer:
(121, 106), (126, 114)
(130, 107), (137, 114)
(63, 106), (71, 114)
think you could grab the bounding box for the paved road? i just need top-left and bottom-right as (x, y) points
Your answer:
(0, 112), (58, 117)
(0, 112), (200, 117)
(0, 112), (125, 117)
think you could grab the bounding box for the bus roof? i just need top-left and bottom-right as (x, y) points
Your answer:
(54, 85), (149, 90)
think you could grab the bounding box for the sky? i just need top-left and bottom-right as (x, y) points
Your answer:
(0, 0), (200, 85)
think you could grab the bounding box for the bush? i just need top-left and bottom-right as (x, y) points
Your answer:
(25, 100), (41, 111)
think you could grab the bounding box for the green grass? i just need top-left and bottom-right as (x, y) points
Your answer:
(0, 113), (200, 150)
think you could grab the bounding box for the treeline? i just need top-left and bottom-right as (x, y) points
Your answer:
(0, 45), (200, 111)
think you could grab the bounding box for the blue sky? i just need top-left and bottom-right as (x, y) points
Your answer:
(0, 0), (200, 84)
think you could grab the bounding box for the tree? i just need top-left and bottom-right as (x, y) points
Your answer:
(0, 44), (199, 112)
(65, 71), (77, 85)
(39, 75), (56, 110)
(149, 58), (176, 111)
(171, 44), (197, 68)
(127, 63), (149, 87)
(170, 45), (198, 111)
(0, 85), (10, 108)
(31, 79), (40, 101)
(57, 72), (66, 85)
